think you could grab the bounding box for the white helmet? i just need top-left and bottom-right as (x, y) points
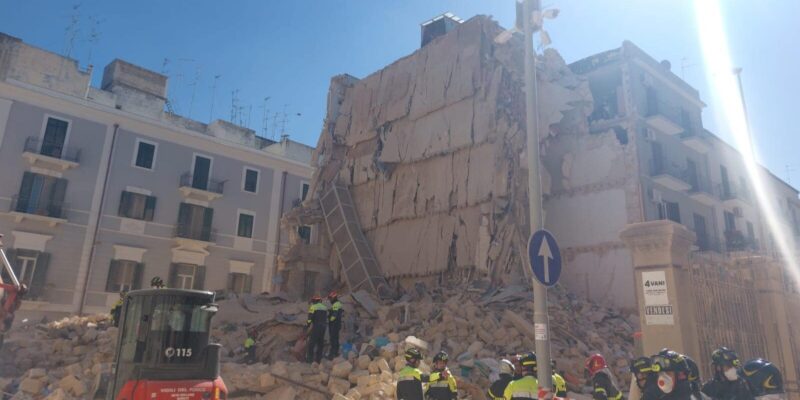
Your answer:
(500, 359), (516, 375)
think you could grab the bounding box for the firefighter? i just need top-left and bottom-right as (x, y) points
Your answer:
(150, 276), (165, 289)
(512, 354), (524, 380)
(110, 291), (125, 327)
(683, 355), (702, 399)
(489, 359), (516, 399)
(701, 347), (754, 400)
(630, 356), (660, 400)
(741, 358), (784, 400)
(327, 291), (343, 360)
(552, 360), (568, 398)
(244, 329), (256, 364)
(585, 353), (623, 400)
(397, 348), (441, 400)
(651, 350), (693, 400)
(426, 351), (457, 400)
(306, 294), (328, 364)
(503, 352), (539, 400)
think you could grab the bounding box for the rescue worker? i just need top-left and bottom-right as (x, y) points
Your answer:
(150, 276), (165, 289)
(585, 353), (623, 400)
(512, 354), (524, 380)
(552, 359), (568, 398)
(504, 352), (539, 400)
(701, 347), (754, 400)
(327, 291), (343, 360)
(651, 350), (693, 400)
(397, 348), (440, 400)
(741, 359), (784, 400)
(426, 351), (457, 400)
(244, 329), (256, 364)
(110, 291), (125, 327)
(630, 356), (659, 400)
(306, 294), (328, 364)
(489, 359), (516, 399)
(683, 355), (702, 399)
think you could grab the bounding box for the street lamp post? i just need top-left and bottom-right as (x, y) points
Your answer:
(522, 0), (553, 392)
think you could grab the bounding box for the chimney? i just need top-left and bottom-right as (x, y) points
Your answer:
(420, 13), (463, 48)
(101, 59), (167, 116)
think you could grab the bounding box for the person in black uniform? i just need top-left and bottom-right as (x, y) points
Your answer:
(741, 358), (784, 400)
(426, 351), (457, 400)
(702, 347), (754, 400)
(630, 356), (660, 400)
(397, 348), (440, 400)
(327, 291), (343, 360)
(305, 294), (328, 364)
(585, 354), (622, 400)
(489, 359), (516, 399)
(651, 350), (693, 400)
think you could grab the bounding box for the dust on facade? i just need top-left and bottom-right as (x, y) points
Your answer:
(0, 32), (317, 318)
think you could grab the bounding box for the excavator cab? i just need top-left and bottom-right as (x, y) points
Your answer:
(104, 288), (227, 400)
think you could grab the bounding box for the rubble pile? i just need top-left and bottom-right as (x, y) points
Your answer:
(0, 314), (116, 399)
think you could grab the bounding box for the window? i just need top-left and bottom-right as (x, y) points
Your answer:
(747, 222), (756, 247)
(3, 249), (50, 299)
(169, 263), (206, 290)
(298, 225), (312, 244)
(724, 211), (736, 232)
(693, 214), (709, 251)
(237, 212), (254, 238)
(302, 271), (318, 299)
(105, 260), (144, 292)
(176, 203), (214, 242)
(301, 182), (310, 201)
(658, 201), (680, 223)
(227, 272), (252, 295)
(191, 155), (212, 191)
(41, 117), (69, 159)
(721, 166), (731, 198)
(16, 172), (68, 218)
(133, 140), (157, 170)
(243, 168), (259, 193)
(118, 191), (157, 221)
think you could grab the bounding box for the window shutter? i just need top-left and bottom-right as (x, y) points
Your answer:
(226, 273), (234, 293)
(133, 263), (144, 290)
(168, 264), (179, 288)
(144, 196), (157, 221)
(105, 260), (121, 292)
(118, 191), (131, 217)
(193, 266), (206, 290)
(202, 208), (214, 241)
(28, 252), (50, 299)
(17, 172), (35, 212)
(244, 274), (253, 294)
(49, 178), (68, 218)
(177, 203), (191, 236)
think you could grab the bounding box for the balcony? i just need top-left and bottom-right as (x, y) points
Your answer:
(719, 183), (751, 209)
(21, 137), (81, 171)
(688, 179), (717, 206)
(178, 172), (225, 201)
(645, 100), (684, 136)
(173, 224), (216, 243)
(650, 162), (691, 192)
(9, 195), (68, 226)
(680, 129), (712, 154)
(725, 230), (759, 252)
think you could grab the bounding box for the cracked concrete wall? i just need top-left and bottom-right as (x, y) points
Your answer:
(281, 15), (593, 292)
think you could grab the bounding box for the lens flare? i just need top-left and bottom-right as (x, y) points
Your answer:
(694, 0), (799, 286)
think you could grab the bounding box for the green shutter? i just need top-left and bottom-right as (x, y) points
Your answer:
(49, 178), (68, 218)
(193, 266), (206, 290)
(144, 196), (157, 221)
(105, 260), (121, 292)
(244, 274), (253, 294)
(17, 172), (35, 212)
(132, 263), (144, 290)
(202, 208), (214, 241)
(28, 252), (50, 299)
(118, 191), (131, 217)
(168, 263), (179, 288)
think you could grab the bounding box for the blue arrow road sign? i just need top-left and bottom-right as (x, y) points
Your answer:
(528, 230), (561, 287)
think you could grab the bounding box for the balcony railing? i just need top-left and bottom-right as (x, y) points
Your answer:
(173, 224), (216, 242)
(10, 195), (67, 219)
(23, 137), (81, 163)
(718, 183), (751, 204)
(179, 173), (225, 195)
(725, 230), (759, 252)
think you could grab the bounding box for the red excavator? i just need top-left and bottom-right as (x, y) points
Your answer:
(97, 288), (228, 399)
(0, 235), (26, 350)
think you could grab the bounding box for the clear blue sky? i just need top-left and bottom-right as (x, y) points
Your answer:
(1, 1), (798, 182)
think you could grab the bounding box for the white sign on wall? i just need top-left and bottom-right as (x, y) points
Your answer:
(642, 270), (673, 325)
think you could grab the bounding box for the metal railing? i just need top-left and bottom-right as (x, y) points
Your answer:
(10, 195), (67, 219)
(688, 176), (715, 197)
(173, 224), (216, 242)
(645, 95), (683, 125)
(724, 230), (759, 252)
(650, 161), (690, 183)
(179, 172), (225, 195)
(717, 183), (751, 204)
(23, 136), (81, 163)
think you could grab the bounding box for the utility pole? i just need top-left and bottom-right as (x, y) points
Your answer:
(522, 0), (553, 392)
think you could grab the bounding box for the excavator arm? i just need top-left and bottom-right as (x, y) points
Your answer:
(0, 235), (26, 348)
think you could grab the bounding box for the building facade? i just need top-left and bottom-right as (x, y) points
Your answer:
(544, 41), (800, 309)
(0, 33), (315, 318)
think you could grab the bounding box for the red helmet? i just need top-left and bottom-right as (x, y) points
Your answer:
(311, 294), (322, 302)
(585, 354), (608, 376)
(328, 291), (338, 299)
